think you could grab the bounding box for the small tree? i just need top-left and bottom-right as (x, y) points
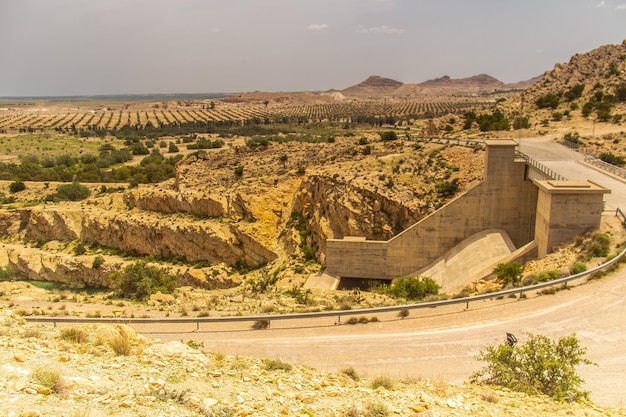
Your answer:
(50, 180), (91, 202)
(378, 131), (398, 141)
(535, 93), (560, 109)
(471, 333), (594, 402)
(8, 180), (26, 193)
(493, 262), (523, 287)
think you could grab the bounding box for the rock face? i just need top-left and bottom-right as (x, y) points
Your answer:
(3, 208), (277, 267)
(0, 137), (484, 289)
(293, 175), (422, 262)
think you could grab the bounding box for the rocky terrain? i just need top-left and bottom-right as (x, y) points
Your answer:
(1, 309), (624, 417)
(0, 135), (484, 292)
(1, 39), (626, 417)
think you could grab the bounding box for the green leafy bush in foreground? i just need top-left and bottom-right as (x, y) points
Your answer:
(379, 276), (440, 301)
(471, 333), (594, 402)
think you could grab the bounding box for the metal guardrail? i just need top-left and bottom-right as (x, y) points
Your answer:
(584, 155), (626, 180)
(410, 136), (484, 147)
(24, 240), (626, 330)
(617, 207), (626, 226)
(515, 151), (568, 181)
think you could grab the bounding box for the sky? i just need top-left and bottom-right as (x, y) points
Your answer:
(0, 0), (625, 97)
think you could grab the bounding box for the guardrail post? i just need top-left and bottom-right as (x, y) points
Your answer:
(196, 321), (199, 332)
(336, 314), (342, 325)
(465, 301), (469, 310)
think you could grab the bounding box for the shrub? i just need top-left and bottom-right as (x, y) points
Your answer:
(370, 375), (394, 390)
(564, 84), (585, 101)
(262, 358), (292, 372)
(599, 152), (625, 166)
(513, 117), (530, 130)
(378, 131), (398, 141)
(471, 333), (594, 401)
(476, 110), (510, 131)
(92, 255), (105, 270)
(534, 270), (560, 283)
(586, 232), (611, 258)
(108, 326), (132, 356)
(8, 180), (26, 193)
(535, 93), (560, 109)
(32, 365), (65, 394)
(381, 276), (440, 301)
(49, 180), (90, 202)
(493, 262), (523, 287)
(252, 319), (270, 330)
(344, 403), (390, 417)
(397, 309), (410, 319)
(73, 242), (86, 256)
(110, 261), (177, 301)
(570, 261), (587, 275)
(341, 366), (360, 381)
(60, 326), (89, 344)
(435, 178), (459, 197)
(563, 132), (581, 145)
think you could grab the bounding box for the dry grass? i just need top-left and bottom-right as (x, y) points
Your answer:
(60, 326), (89, 344)
(108, 326), (132, 356)
(370, 375), (394, 390)
(32, 364), (68, 394)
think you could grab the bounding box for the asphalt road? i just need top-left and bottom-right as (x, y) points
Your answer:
(136, 137), (626, 408)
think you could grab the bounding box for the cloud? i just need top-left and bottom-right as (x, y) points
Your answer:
(357, 25), (405, 35)
(616, 3), (626, 8)
(307, 23), (329, 31)
(597, 0), (605, 7)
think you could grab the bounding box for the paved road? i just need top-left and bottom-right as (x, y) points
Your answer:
(138, 138), (626, 408)
(518, 136), (626, 211)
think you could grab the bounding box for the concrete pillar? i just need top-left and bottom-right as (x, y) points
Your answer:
(533, 180), (609, 257)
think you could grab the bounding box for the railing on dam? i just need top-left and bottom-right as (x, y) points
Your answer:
(24, 237), (626, 330)
(584, 154), (626, 181)
(515, 151), (568, 181)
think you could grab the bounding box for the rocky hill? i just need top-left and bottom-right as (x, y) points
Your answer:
(504, 40), (626, 116)
(341, 75), (405, 97)
(1, 309), (622, 417)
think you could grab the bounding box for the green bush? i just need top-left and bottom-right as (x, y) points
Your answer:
(586, 232), (611, 258)
(535, 93), (560, 109)
(110, 261), (177, 300)
(599, 152), (625, 166)
(435, 178), (459, 197)
(533, 270), (559, 283)
(378, 131), (398, 141)
(471, 333), (593, 402)
(493, 262), (523, 287)
(570, 261), (587, 275)
(563, 132), (581, 145)
(381, 276), (439, 301)
(49, 180), (91, 202)
(8, 180), (26, 193)
(92, 255), (105, 270)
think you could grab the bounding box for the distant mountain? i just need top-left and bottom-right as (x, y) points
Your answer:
(341, 74), (536, 99)
(341, 75), (404, 97)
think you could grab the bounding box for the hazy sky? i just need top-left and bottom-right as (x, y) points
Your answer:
(1, 0), (625, 96)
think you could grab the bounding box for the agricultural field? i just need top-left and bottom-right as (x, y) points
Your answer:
(0, 133), (124, 163)
(0, 98), (492, 134)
